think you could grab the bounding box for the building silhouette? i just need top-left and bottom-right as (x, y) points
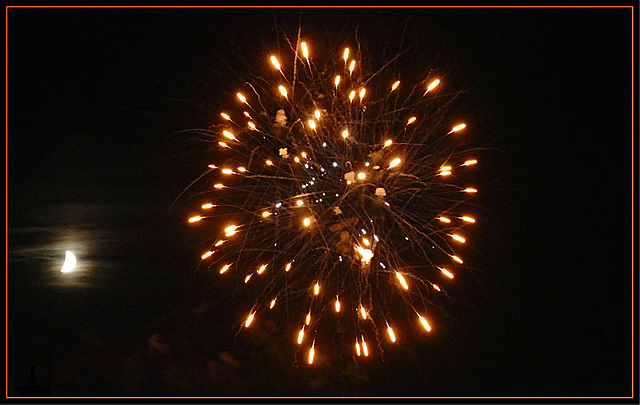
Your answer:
(15, 366), (50, 396)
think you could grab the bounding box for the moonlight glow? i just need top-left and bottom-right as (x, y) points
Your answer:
(60, 250), (77, 273)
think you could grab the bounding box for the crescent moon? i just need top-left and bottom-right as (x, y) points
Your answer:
(60, 250), (77, 273)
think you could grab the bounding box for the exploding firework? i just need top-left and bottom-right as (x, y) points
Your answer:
(185, 33), (480, 365)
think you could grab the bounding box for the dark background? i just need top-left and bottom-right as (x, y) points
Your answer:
(7, 7), (635, 399)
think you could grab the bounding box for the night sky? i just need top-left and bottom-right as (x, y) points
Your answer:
(7, 7), (635, 399)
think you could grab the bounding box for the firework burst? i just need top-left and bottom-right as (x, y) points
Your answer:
(185, 33), (480, 365)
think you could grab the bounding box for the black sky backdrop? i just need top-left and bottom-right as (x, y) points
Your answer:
(7, 6), (636, 399)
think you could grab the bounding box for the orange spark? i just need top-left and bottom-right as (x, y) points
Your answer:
(270, 55), (281, 71)
(395, 271), (409, 290)
(387, 325), (397, 342)
(308, 343), (315, 364)
(461, 216), (476, 223)
(244, 312), (255, 327)
(440, 267), (455, 279)
(448, 123), (466, 134)
(278, 85), (288, 99)
(418, 314), (432, 332)
(425, 78), (440, 94)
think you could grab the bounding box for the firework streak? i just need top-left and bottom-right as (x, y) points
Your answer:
(186, 37), (479, 364)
